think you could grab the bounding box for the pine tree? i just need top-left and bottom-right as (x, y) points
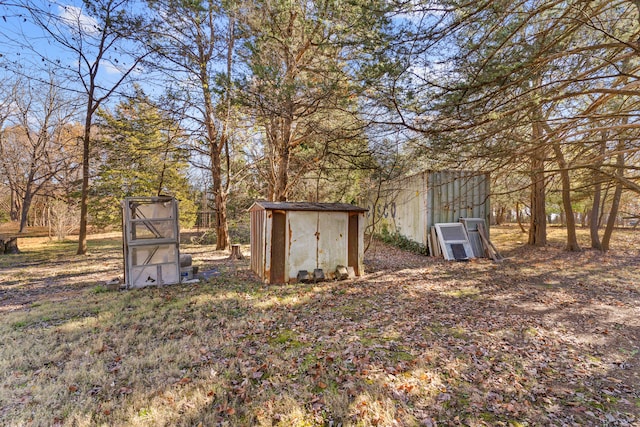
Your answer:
(91, 89), (197, 229)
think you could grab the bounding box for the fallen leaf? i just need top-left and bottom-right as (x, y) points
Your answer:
(119, 387), (133, 395)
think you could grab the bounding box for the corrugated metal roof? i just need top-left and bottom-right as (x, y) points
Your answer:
(250, 201), (368, 212)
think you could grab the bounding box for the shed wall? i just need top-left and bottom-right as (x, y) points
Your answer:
(250, 209), (266, 280)
(287, 211), (349, 281)
(354, 212), (366, 274)
(287, 211), (316, 278)
(250, 204), (365, 283)
(367, 170), (490, 247)
(316, 211), (349, 278)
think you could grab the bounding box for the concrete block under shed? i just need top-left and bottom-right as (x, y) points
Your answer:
(335, 265), (348, 280)
(297, 270), (312, 283)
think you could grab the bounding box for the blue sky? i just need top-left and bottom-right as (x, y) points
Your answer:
(0, 0), (151, 104)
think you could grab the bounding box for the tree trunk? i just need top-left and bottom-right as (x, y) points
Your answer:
(215, 191), (229, 250)
(18, 180), (34, 233)
(210, 145), (229, 251)
(10, 189), (20, 221)
(273, 137), (290, 202)
(202, 64), (229, 251)
(598, 184), (610, 228)
(552, 142), (580, 251)
(590, 135), (605, 250)
(601, 150), (624, 252)
(495, 206), (505, 225)
(528, 122), (547, 246)
(270, 112), (293, 202)
(516, 202), (527, 233)
(48, 205), (53, 241)
(76, 110), (92, 255)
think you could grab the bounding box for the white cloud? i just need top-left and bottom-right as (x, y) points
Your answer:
(57, 4), (100, 35)
(101, 60), (122, 75)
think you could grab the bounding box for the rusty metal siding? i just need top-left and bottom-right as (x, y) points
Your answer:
(264, 211), (274, 283)
(270, 211), (287, 283)
(250, 208), (266, 280)
(392, 174), (423, 245)
(286, 211), (348, 281)
(287, 211), (318, 280)
(357, 212), (365, 274)
(369, 170), (490, 247)
(249, 203), (367, 283)
(426, 170), (489, 229)
(316, 211), (349, 277)
(348, 214), (359, 275)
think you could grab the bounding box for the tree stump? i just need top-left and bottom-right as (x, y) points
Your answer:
(228, 244), (244, 260)
(1, 237), (19, 254)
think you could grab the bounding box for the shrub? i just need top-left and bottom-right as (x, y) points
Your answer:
(377, 227), (429, 256)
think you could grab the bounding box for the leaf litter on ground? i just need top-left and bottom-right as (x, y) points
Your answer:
(0, 226), (638, 426)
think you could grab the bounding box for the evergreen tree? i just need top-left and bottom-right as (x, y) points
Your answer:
(91, 89), (197, 229)
(238, 0), (393, 201)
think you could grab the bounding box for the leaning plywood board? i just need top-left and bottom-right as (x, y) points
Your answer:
(434, 223), (475, 261)
(430, 226), (442, 257)
(478, 222), (504, 261)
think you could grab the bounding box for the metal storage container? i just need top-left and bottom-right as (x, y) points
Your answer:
(367, 170), (490, 250)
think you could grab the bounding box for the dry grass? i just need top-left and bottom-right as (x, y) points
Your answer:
(0, 226), (639, 426)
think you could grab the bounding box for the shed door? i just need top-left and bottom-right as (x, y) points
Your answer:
(270, 211), (286, 283)
(348, 213), (359, 275)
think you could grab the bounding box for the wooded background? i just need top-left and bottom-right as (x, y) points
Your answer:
(0, 0), (638, 253)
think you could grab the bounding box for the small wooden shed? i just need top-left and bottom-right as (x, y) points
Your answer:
(249, 202), (367, 284)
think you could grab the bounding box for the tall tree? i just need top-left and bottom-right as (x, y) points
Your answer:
(239, 0), (391, 201)
(18, 0), (150, 254)
(92, 89), (197, 228)
(145, 0), (236, 250)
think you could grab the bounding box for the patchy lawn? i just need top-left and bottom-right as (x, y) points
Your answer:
(0, 226), (639, 426)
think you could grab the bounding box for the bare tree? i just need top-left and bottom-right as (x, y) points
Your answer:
(0, 75), (80, 232)
(17, 0), (151, 254)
